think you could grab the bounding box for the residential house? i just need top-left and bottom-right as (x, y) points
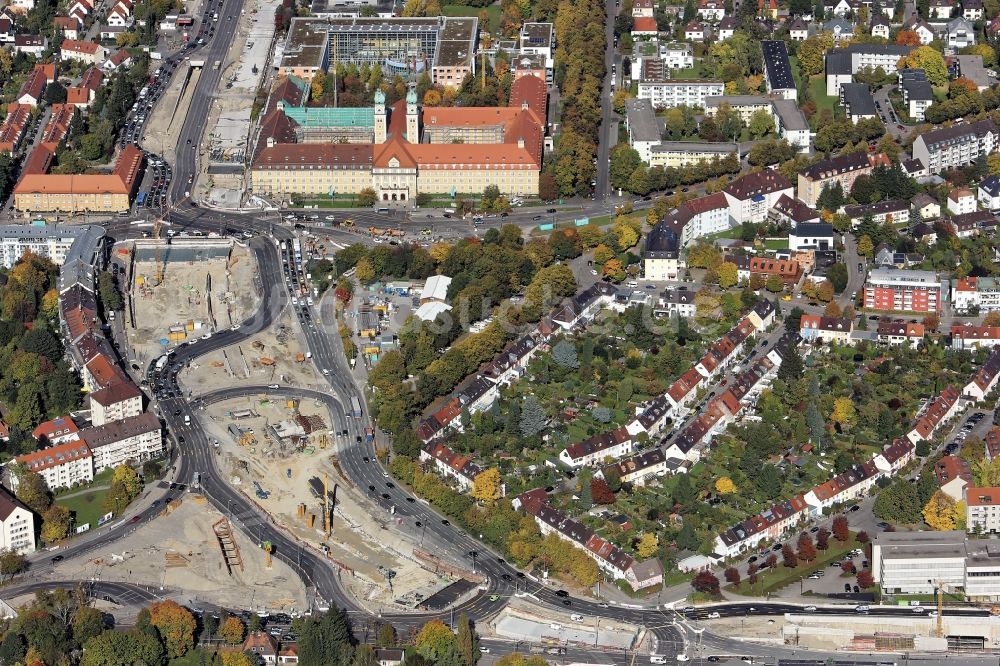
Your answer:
(684, 21), (705, 40)
(788, 222), (834, 251)
(717, 15), (736, 39)
(906, 386), (962, 445)
(53, 16), (81, 39)
(947, 17), (975, 48)
(952, 323), (1000, 349)
(419, 441), (484, 491)
(559, 427), (633, 468)
(845, 199), (910, 228)
(901, 70), (934, 121)
(13, 35), (46, 57)
(789, 16), (809, 40)
(762, 40), (796, 100)
(962, 347), (1000, 401)
(0, 104), (33, 153)
(723, 170), (793, 224)
(697, 0), (726, 20)
(797, 152), (878, 208)
(963, 0), (984, 18)
(948, 188), (977, 215)
(981, 176), (1000, 211)
(242, 633), (278, 665)
(913, 119), (999, 173)
(60, 39), (107, 65)
(643, 223), (683, 281)
(78, 412), (162, 472)
(870, 12), (890, 38)
(912, 192), (941, 219)
(799, 314), (854, 344)
(935, 455), (973, 501)
(876, 319), (926, 347)
(13, 440), (93, 492)
(770, 194), (820, 227)
(930, 0), (954, 17)
(0, 487), (35, 555)
(603, 449), (667, 487)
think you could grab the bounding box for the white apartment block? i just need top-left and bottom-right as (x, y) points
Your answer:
(967, 486), (1000, 533)
(0, 224), (103, 269)
(80, 412), (163, 472)
(89, 381), (143, 426)
(14, 440), (94, 492)
(913, 119), (998, 173)
(660, 42), (693, 69)
(637, 80), (724, 109)
(0, 488), (35, 555)
(953, 276), (1000, 313)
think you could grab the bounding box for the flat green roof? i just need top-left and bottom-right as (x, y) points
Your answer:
(283, 106), (375, 128)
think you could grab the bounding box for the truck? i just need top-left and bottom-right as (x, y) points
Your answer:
(365, 427), (375, 443)
(350, 396), (362, 418)
(155, 355), (169, 372)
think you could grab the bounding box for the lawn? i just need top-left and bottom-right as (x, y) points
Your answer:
(55, 468), (116, 530)
(808, 75), (837, 118)
(725, 534), (863, 597)
(442, 3), (500, 31)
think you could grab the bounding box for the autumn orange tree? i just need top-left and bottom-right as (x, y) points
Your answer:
(149, 600), (196, 658)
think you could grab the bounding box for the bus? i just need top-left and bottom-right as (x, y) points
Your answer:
(136, 191), (147, 207)
(350, 396), (362, 418)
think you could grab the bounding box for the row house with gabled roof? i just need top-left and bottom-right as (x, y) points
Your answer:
(907, 385), (962, 445)
(963, 347), (1000, 401)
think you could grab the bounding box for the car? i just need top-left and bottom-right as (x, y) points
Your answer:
(380, 493), (390, 499)
(368, 485), (375, 491)
(845, 583), (852, 592)
(676, 656), (690, 663)
(386, 482), (394, 488)
(855, 604), (869, 613)
(849, 505), (861, 512)
(268, 384), (279, 389)
(748, 555), (758, 563)
(912, 606), (925, 613)
(803, 606), (817, 612)
(682, 606), (695, 614)
(406, 497), (415, 503)
(362, 457), (369, 463)
(130, 515), (141, 523)
(480, 648), (491, 654)
(322, 369), (330, 375)
(489, 595), (499, 602)
(501, 574), (513, 582)
(810, 526), (819, 533)
(772, 543), (783, 551)
(547, 208), (557, 213)
(707, 612), (721, 619)
(441, 519), (449, 525)
(928, 611), (938, 618)
(532, 215), (543, 221)
(808, 574), (821, 580)
(562, 599), (572, 606)
(51, 555), (64, 563)
(556, 590), (569, 597)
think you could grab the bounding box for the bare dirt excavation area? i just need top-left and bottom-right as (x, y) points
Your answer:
(45, 495), (308, 614)
(126, 238), (259, 369)
(191, 392), (449, 611)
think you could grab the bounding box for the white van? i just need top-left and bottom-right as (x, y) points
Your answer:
(627, 280), (639, 288)
(650, 656), (667, 664)
(570, 614), (584, 622)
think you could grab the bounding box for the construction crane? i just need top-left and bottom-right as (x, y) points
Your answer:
(930, 578), (946, 638)
(263, 540), (273, 569)
(322, 473), (332, 538)
(147, 194), (191, 287)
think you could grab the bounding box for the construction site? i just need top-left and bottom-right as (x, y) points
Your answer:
(178, 308), (324, 396)
(116, 236), (261, 370)
(194, 393), (456, 611)
(47, 494), (309, 613)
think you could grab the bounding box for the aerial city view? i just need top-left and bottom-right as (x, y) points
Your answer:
(8, 0), (1000, 662)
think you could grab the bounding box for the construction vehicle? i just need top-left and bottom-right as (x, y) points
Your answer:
(253, 481), (270, 500)
(387, 229), (404, 237)
(295, 352), (305, 363)
(342, 219), (354, 227)
(368, 226), (384, 236)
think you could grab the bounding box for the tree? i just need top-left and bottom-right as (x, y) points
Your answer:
(219, 617), (245, 645)
(923, 490), (957, 531)
(220, 651), (256, 666)
(0, 548), (27, 581)
(816, 527), (830, 551)
(857, 570), (875, 589)
(797, 532), (817, 562)
(777, 345), (803, 381)
(591, 478), (616, 504)
(816, 182), (846, 211)
(41, 504), (71, 543)
(20, 327), (61, 361)
(13, 466), (51, 514)
(456, 613), (478, 666)
(857, 531), (870, 544)
(715, 477), (736, 494)
(874, 480), (923, 524)
(830, 397), (856, 431)
(81, 630), (163, 666)
(841, 560), (856, 575)
(781, 543), (798, 568)
(148, 600), (197, 658)
(538, 173), (558, 202)
(716, 261), (738, 289)
(897, 46), (948, 86)
(832, 515), (850, 542)
(691, 570), (720, 595)
(471, 468), (503, 504)
(724, 566), (741, 586)
(765, 274), (784, 293)
(748, 108), (774, 138)
(857, 235), (875, 258)
(104, 465), (143, 514)
(826, 263), (848, 293)
(72, 606), (106, 646)
(416, 620), (455, 661)
(204, 613), (218, 638)
(896, 29), (920, 45)
(551, 339), (579, 369)
(609, 145), (643, 191)
(519, 396), (546, 437)
(358, 187), (378, 208)
(636, 533), (659, 558)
